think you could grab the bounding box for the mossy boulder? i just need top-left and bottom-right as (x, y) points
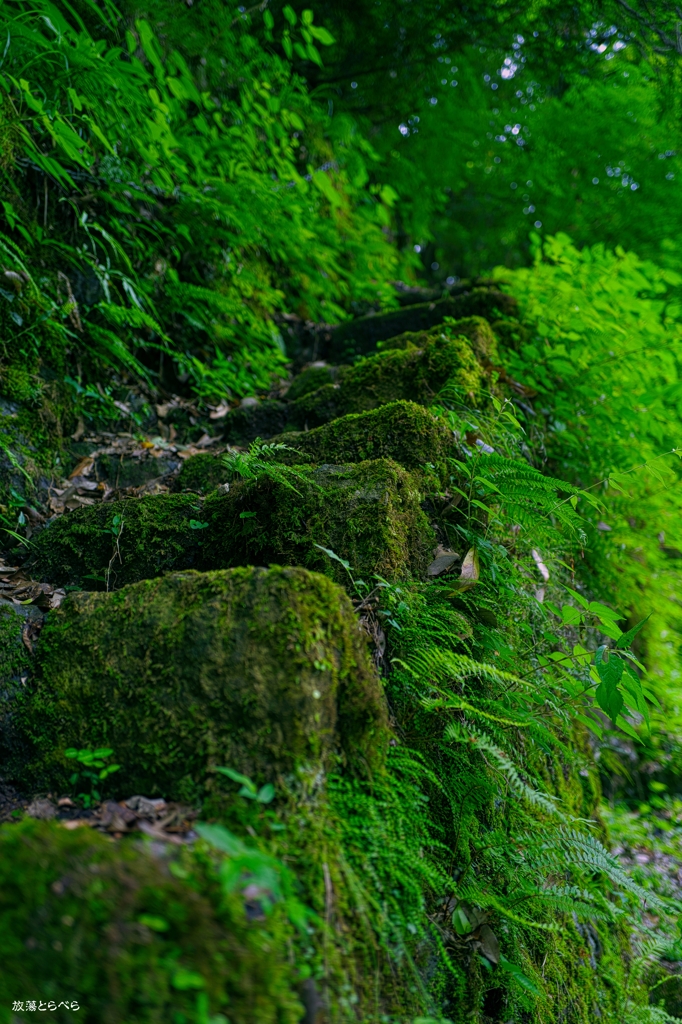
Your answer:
(222, 400), (289, 445)
(285, 330), (485, 431)
(0, 602), (33, 687)
(204, 458), (435, 585)
(378, 316), (499, 365)
(271, 401), (453, 472)
(0, 603), (39, 775)
(176, 452), (229, 495)
(17, 566), (386, 800)
(327, 286), (516, 360)
(30, 494), (207, 589)
(214, 326), (490, 445)
(0, 818), (301, 1023)
(30, 459), (433, 590)
(179, 402), (453, 488)
(284, 362), (345, 402)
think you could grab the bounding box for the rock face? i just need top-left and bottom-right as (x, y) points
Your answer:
(0, 818), (302, 1024)
(16, 567), (387, 801)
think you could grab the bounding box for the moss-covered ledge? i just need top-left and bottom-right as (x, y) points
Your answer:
(178, 401), (454, 495)
(0, 818), (302, 1024)
(30, 458), (435, 590)
(29, 493), (208, 589)
(13, 566), (387, 802)
(204, 458), (435, 585)
(284, 329), (486, 431)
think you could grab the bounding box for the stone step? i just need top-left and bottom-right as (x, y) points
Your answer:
(13, 566), (386, 803)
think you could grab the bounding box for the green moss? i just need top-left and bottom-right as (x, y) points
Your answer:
(377, 315), (499, 365)
(30, 494), (207, 589)
(0, 603), (32, 686)
(16, 566), (386, 801)
(270, 400), (454, 473)
(284, 363), (342, 402)
(327, 286), (517, 360)
(176, 452), (229, 495)
(204, 458), (435, 585)
(31, 458), (433, 591)
(286, 331), (485, 431)
(0, 818), (301, 1024)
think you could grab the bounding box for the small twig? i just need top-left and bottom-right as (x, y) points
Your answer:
(105, 519), (124, 593)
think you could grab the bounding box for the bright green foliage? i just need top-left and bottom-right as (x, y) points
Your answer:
(0, 818), (303, 1024)
(64, 746), (121, 808)
(15, 566), (386, 801)
(494, 234), (682, 748)
(0, 0), (403, 407)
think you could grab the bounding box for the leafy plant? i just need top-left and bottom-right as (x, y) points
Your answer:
(222, 439), (314, 495)
(215, 766), (275, 805)
(64, 747), (120, 807)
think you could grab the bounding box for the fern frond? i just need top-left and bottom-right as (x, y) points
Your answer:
(445, 722), (566, 820)
(223, 438), (315, 495)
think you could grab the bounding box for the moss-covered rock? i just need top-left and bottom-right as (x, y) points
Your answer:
(222, 400), (289, 446)
(31, 457), (433, 590)
(176, 452), (229, 495)
(285, 330), (485, 431)
(0, 602), (33, 687)
(17, 566), (386, 800)
(30, 494), (207, 589)
(284, 363), (345, 402)
(327, 287), (516, 360)
(204, 458), (435, 585)
(378, 316), (499, 365)
(271, 401), (453, 472)
(0, 818), (302, 1023)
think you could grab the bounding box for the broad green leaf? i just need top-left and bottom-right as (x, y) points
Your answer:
(616, 615), (651, 650)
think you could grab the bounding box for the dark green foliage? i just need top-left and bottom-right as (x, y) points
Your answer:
(30, 494), (207, 589)
(0, 818), (302, 1024)
(14, 566), (386, 801)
